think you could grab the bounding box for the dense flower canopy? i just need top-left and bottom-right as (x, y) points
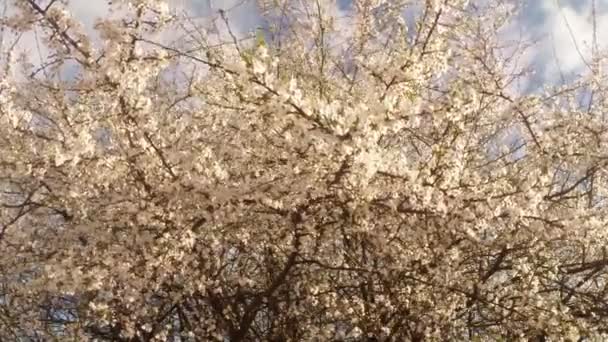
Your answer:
(2, 0), (608, 340)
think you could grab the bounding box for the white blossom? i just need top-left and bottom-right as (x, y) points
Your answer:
(0, 0), (607, 340)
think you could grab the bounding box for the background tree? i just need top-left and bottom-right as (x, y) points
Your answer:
(1, 0), (608, 340)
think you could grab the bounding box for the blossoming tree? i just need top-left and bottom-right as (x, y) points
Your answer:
(1, 0), (608, 340)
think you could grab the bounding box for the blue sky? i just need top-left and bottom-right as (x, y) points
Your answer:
(516, 0), (608, 88)
(149, 1), (608, 88)
(4, 0), (607, 90)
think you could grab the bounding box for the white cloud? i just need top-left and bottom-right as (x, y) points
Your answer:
(4, 0), (606, 91)
(518, 0), (608, 86)
(0, 0), (261, 78)
(541, 2), (597, 78)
